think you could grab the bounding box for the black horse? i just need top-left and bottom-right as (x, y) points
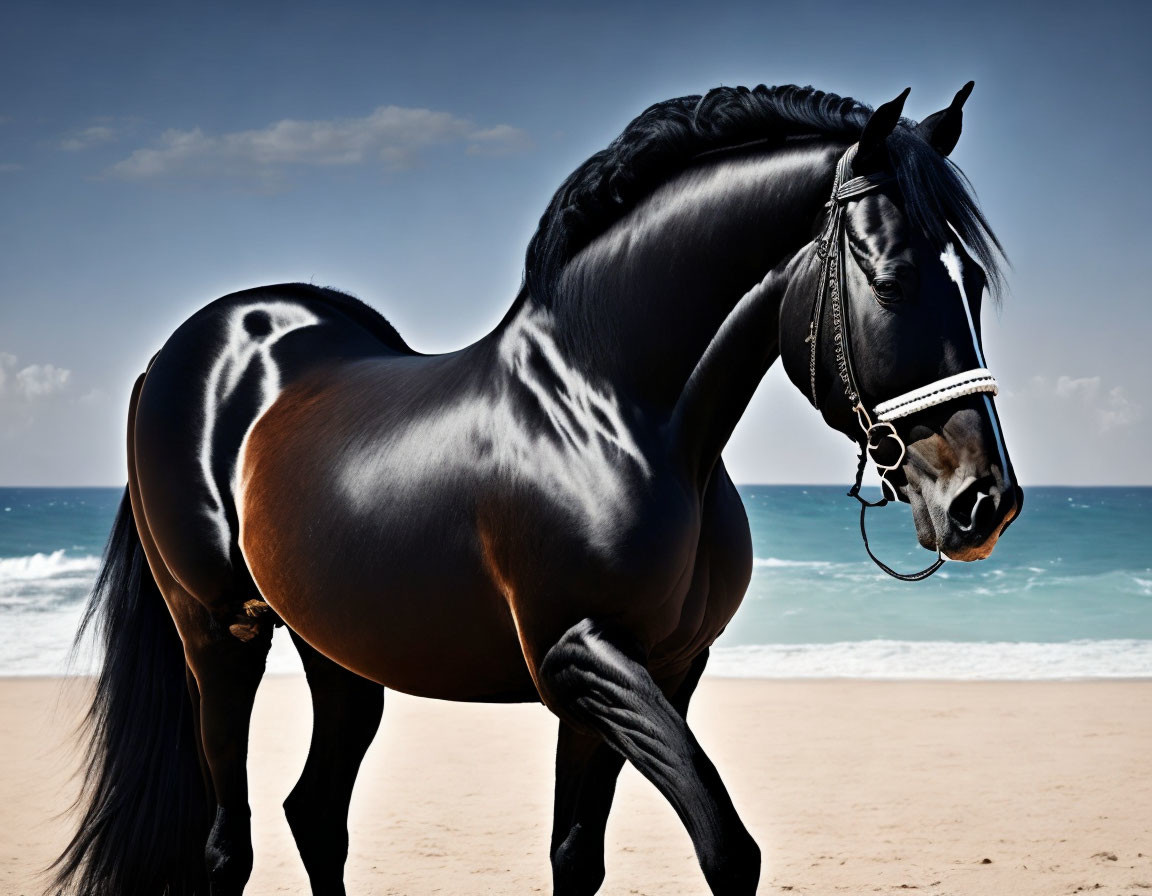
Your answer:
(52, 82), (1020, 896)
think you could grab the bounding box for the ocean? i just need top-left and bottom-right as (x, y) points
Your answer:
(1, 485), (1150, 679)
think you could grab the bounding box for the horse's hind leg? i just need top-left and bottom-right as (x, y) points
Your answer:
(162, 585), (273, 895)
(540, 622), (759, 896)
(185, 665), (214, 804)
(549, 648), (710, 896)
(551, 727), (624, 896)
(284, 630), (384, 895)
(199, 638), (271, 896)
(129, 506), (272, 893)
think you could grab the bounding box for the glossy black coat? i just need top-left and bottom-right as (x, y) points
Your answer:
(54, 83), (1019, 896)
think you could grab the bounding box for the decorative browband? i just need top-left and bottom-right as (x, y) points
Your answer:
(873, 368), (999, 422)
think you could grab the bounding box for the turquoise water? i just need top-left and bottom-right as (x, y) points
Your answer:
(1, 486), (1150, 677)
(725, 485), (1152, 644)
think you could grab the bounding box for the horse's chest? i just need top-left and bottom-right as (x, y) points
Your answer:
(644, 474), (753, 671)
(505, 465), (753, 673)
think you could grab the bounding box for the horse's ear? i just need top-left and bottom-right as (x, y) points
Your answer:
(855, 87), (911, 171)
(915, 81), (974, 157)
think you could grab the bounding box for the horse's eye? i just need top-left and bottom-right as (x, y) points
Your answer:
(872, 279), (903, 304)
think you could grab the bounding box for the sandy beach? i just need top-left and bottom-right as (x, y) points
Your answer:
(3, 675), (1149, 895)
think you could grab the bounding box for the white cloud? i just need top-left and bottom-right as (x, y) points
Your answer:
(107, 105), (531, 180)
(61, 124), (119, 151)
(1054, 375), (1100, 400)
(1007, 374), (1141, 431)
(0, 163), (22, 173)
(466, 124), (534, 156)
(0, 354), (71, 400)
(1100, 385), (1140, 429)
(15, 364), (70, 398)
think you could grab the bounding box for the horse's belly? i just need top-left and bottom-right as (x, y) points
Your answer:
(253, 550), (536, 700)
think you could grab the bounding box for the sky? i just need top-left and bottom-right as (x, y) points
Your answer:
(1, 0), (1150, 486)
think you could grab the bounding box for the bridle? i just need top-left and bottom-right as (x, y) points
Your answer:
(806, 144), (999, 581)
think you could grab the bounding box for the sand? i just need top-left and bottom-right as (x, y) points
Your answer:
(2, 675), (1149, 895)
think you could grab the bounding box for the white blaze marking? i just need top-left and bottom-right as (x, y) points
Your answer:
(199, 301), (320, 558)
(940, 243), (1010, 485)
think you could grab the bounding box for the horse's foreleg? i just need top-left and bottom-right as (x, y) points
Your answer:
(549, 647), (710, 895)
(539, 621), (759, 896)
(283, 630), (384, 896)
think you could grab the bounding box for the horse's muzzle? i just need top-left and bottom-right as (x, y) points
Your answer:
(935, 477), (1021, 561)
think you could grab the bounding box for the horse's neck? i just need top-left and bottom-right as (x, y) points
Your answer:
(523, 141), (839, 481)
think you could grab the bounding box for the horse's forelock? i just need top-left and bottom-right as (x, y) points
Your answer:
(886, 126), (1007, 301)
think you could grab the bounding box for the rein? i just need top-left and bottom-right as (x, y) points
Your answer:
(806, 144), (999, 581)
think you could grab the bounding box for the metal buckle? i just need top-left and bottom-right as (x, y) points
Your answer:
(865, 418), (906, 504)
(866, 420), (906, 473)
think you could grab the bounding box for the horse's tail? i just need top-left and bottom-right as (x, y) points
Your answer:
(48, 489), (209, 895)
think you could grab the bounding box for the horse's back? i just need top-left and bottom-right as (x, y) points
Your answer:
(132, 283), (411, 605)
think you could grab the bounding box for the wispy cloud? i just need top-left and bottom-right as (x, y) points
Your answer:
(1053, 375), (1099, 401)
(0, 353), (71, 400)
(0, 162), (22, 173)
(1005, 374), (1141, 430)
(107, 105), (532, 181)
(465, 124), (534, 156)
(16, 364), (71, 398)
(61, 124), (120, 151)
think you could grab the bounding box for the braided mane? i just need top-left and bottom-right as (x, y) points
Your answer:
(524, 84), (1004, 303)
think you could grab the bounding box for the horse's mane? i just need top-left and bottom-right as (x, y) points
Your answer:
(525, 84), (1004, 303)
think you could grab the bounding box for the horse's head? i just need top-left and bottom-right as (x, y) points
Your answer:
(781, 84), (1021, 564)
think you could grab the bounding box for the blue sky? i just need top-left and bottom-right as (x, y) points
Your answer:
(1, 0), (1149, 485)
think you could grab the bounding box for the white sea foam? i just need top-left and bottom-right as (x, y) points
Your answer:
(0, 604), (90, 675)
(0, 550), (100, 582)
(708, 639), (1152, 680)
(752, 557), (833, 569)
(6, 629), (1152, 681)
(0, 551), (102, 613)
(1, 552), (1150, 680)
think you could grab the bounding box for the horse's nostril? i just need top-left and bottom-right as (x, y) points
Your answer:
(949, 478), (997, 532)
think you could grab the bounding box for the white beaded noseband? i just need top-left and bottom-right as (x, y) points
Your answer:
(874, 368), (999, 421)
